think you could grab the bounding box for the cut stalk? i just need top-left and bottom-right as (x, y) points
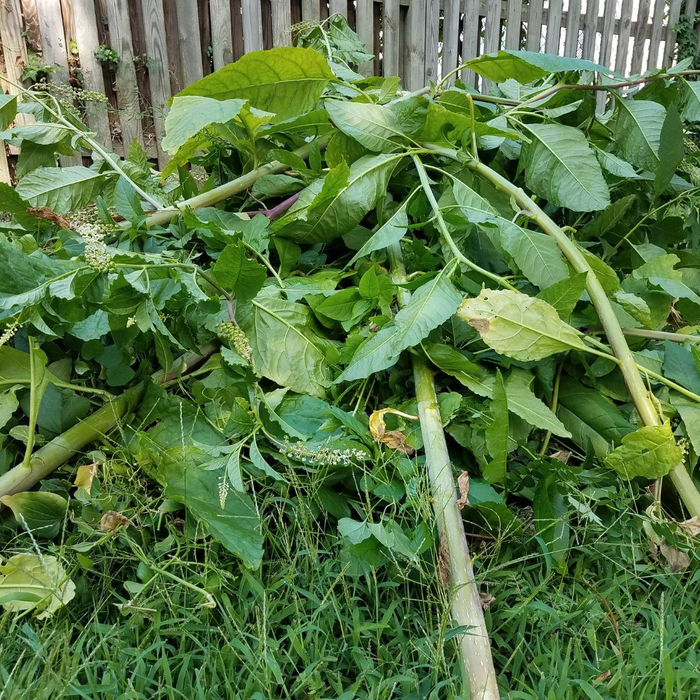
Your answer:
(427, 146), (700, 516)
(388, 242), (499, 699)
(0, 346), (216, 501)
(142, 134), (332, 228)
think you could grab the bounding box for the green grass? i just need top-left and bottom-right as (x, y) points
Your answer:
(1, 454), (699, 699)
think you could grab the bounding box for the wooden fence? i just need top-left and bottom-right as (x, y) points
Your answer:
(0, 0), (697, 179)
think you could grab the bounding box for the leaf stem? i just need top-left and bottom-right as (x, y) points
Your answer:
(141, 133), (333, 228)
(388, 241), (499, 700)
(412, 155), (518, 292)
(621, 328), (700, 344)
(21, 337), (40, 470)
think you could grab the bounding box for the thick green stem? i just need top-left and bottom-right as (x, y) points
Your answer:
(388, 243), (499, 699)
(456, 155), (700, 516)
(0, 346), (217, 501)
(142, 134), (332, 228)
(21, 338), (40, 470)
(0, 386), (143, 498)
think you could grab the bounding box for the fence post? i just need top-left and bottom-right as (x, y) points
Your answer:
(405, 0), (427, 90)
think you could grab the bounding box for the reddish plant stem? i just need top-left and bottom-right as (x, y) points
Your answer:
(246, 191), (302, 219)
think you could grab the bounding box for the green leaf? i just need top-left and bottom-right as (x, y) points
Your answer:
(423, 343), (495, 398)
(520, 123), (609, 212)
(161, 448), (263, 569)
(557, 377), (635, 457)
(176, 47), (334, 122)
(0, 554), (75, 619)
(604, 422), (682, 479)
(484, 371), (508, 485)
(239, 288), (333, 397)
(614, 98), (665, 172)
(212, 240), (267, 302)
(500, 226), (570, 290)
(462, 50), (612, 84)
(446, 179), (568, 288)
(0, 94), (17, 130)
(663, 341), (700, 394)
(16, 166), (108, 214)
(0, 492), (68, 538)
(273, 153), (401, 244)
(593, 147), (639, 178)
(681, 79), (700, 121)
(671, 395), (700, 455)
(162, 96), (247, 153)
(348, 197), (411, 265)
(0, 390), (18, 429)
(655, 105), (685, 196)
(536, 272), (587, 319)
(458, 289), (588, 361)
(580, 194), (636, 240)
(326, 100), (405, 153)
(337, 269), (462, 382)
(534, 474), (569, 572)
(505, 370), (571, 437)
(249, 436), (285, 481)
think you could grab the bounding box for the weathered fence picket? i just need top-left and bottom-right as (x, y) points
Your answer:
(0, 0), (695, 183)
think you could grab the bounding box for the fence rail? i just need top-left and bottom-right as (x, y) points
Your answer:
(0, 0), (696, 180)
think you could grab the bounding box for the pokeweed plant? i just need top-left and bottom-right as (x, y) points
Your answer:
(2, 16), (700, 695)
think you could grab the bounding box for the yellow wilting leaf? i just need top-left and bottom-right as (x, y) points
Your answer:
(369, 407), (418, 455)
(74, 463), (98, 495)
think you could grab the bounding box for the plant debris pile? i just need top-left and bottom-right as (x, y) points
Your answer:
(3, 17), (700, 695)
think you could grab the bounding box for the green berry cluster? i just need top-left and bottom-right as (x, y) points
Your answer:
(41, 81), (109, 105)
(217, 322), (253, 363)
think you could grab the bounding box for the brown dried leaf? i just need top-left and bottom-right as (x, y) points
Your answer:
(659, 542), (690, 572)
(595, 670), (611, 682)
(27, 207), (70, 229)
(550, 450), (571, 464)
(456, 471), (470, 509)
(74, 463), (98, 495)
(437, 527), (450, 586)
(479, 592), (495, 610)
(381, 430), (414, 455)
(679, 516), (700, 537)
(99, 511), (133, 532)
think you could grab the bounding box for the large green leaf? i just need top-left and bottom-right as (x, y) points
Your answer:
(604, 422), (682, 479)
(505, 370), (571, 437)
(536, 273), (587, 320)
(655, 105), (684, 196)
(613, 98), (665, 171)
(348, 197), (411, 265)
(161, 96), (247, 154)
(176, 47), (334, 121)
(462, 50), (612, 84)
(485, 371), (509, 485)
(160, 448), (263, 570)
(337, 269), (462, 382)
(272, 153), (401, 243)
(239, 288), (333, 397)
(15, 166), (109, 214)
(0, 492), (67, 538)
(423, 343), (495, 398)
(0, 94), (17, 130)
(0, 554), (75, 619)
(212, 240), (267, 303)
(458, 289), (588, 361)
(680, 79), (700, 122)
(534, 474), (569, 573)
(520, 123), (609, 212)
(326, 100), (405, 153)
(557, 377), (635, 458)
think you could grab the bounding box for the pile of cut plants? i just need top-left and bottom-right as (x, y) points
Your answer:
(2, 17), (700, 698)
